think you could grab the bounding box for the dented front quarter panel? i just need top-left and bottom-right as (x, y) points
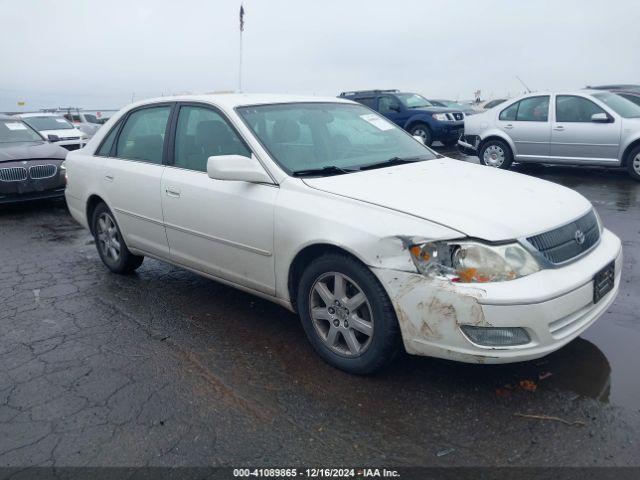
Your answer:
(372, 267), (497, 363)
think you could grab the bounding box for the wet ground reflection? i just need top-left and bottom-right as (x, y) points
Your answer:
(437, 145), (639, 409)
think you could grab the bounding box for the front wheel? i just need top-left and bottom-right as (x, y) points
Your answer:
(409, 123), (433, 147)
(297, 254), (401, 374)
(626, 145), (640, 181)
(92, 203), (144, 274)
(478, 139), (513, 169)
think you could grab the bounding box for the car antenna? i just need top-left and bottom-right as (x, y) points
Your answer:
(516, 76), (532, 93)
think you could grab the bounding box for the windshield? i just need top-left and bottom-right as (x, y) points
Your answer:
(22, 116), (74, 131)
(592, 92), (640, 118)
(395, 93), (433, 109)
(0, 120), (43, 143)
(236, 102), (436, 175)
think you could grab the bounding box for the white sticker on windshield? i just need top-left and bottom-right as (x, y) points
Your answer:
(360, 113), (394, 131)
(4, 122), (27, 130)
(55, 118), (68, 124)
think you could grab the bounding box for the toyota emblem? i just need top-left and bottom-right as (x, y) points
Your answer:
(574, 229), (586, 245)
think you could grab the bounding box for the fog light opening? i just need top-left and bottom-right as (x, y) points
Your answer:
(461, 325), (531, 347)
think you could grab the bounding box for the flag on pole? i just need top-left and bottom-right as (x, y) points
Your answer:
(239, 4), (245, 31)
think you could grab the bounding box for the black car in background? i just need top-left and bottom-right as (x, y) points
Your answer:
(0, 114), (68, 204)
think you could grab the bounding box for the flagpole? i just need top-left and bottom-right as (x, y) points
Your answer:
(238, 4), (244, 93)
(238, 27), (243, 92)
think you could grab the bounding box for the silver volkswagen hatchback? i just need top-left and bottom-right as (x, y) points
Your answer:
(458, 90), (640, 180)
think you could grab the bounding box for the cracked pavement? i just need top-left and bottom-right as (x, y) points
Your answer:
(0, 152), (639, 467)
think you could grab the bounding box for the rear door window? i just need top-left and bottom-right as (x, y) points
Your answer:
(499, 102), (518, 121)
(515, 96), (549, 122)
(115, 106), (171, 164)
(96, 122), (120, 156)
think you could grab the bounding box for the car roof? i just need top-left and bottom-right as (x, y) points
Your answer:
(0, 113), (13, 120)
(510, 90), (605, 99)
(16, 112), (64, 118)
(127, 93), (354, 110)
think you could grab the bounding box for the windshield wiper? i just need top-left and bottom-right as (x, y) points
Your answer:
(291, 165), (359, 177)
(359, 156), (428, 171)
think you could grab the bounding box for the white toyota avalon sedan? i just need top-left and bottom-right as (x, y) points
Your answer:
(64, 94), (622, 374)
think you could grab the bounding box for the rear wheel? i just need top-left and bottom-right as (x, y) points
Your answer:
(626, 145), (640, 181)
(478, 139), (513, 169)
(409, 123), (433, 147)
(92, 203), (144, 274)
(297, 253), (401, 374)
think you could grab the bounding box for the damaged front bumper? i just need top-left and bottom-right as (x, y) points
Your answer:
(372, 229), (622, 364)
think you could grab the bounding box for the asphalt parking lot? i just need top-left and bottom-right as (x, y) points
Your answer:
(0, 149), (638, 467)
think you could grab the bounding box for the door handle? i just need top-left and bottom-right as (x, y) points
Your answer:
(504, 124), (514, 130)
(104, 174), (114, 182)
(165, 187), (181, 198)
(553, 126), (565, 131)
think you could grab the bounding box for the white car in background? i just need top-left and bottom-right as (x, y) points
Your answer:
(16, 113), (88, 151)
(459, 90), (640, 180)
(64, 94), (621, 374)
(61, 110), (101, 137)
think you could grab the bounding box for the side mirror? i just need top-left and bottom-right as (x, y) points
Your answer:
(412, 135), (425, 145)
(207, 154), (272, 183)
(591, 112), (610, 123)
(47, 134), (60, 142)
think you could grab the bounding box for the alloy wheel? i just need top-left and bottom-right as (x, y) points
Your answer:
(634, 153), (640, 175)
(309, 272), (374, 357)
(96, 212), (122, 263)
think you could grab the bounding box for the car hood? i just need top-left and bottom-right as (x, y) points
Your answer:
(39, 128), (82, 138)
(302, 158), (592, 241)
(0, 141), (68, 163)
(410, 106), (461, 114)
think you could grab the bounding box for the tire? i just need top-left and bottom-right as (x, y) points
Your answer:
(409, 123), (433, 147)
(297, 253), (401, 374)
(478, 139), (513, 169)
(91, 202), (144, 274)
(626, 145), (640, 181)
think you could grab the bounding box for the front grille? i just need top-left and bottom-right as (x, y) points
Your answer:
(0, 167), (28, 182)
(60, 136), (80, 141)
(29, 164), (57, 179)
(527, 210), (600, 264)
(452, 112), (464, 121)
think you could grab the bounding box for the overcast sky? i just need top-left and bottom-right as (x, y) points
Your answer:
(1, 0), (638, 111)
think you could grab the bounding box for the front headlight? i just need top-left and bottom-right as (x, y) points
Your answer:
(408, 240), (540, 283)
(432, 113), (449, 121)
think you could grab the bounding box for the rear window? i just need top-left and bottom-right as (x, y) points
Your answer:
(22, 116), (74, 131)
(355, 97), (376, 109)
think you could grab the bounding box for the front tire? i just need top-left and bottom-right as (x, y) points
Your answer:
(626, 145), (640, 181)
(92, 203), (144, 274)
(409, 123), (433, 147)
(479, 139), (513, 169)
(297, 253), (401, 374)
